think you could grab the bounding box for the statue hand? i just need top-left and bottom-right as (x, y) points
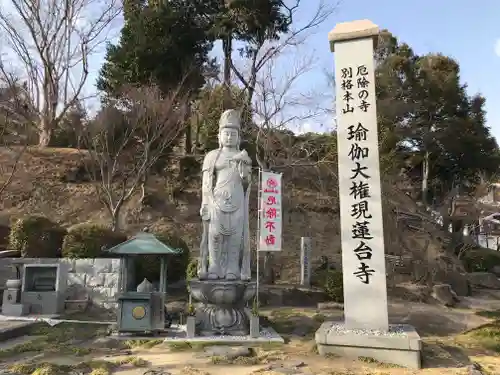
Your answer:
(232, 149), (252, 165)
(240, 149), (252, 163)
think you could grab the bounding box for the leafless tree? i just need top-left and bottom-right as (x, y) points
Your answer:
(252, 54), (333, 169)
(251, 53), (335, 283)
(80, 85), (189, 231)
(230, 0), (337, 109)
(0, 73), (36, 198)
(0, 0), (121, 147)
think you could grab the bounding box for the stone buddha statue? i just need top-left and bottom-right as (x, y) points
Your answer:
(198, 109), (252, 281)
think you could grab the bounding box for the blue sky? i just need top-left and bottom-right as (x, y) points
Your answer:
(268, 0), (500, 138)
(86, 0), (500, 139)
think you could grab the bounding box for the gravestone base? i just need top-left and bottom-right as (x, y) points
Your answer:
(2, 303), (29, 317)
(315, 321), (422, 369)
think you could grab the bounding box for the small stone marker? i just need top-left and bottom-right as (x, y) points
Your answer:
(330, 19), (388, 332)
(300, 237), (312, 287)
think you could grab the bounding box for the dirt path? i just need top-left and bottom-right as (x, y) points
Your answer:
(1, 293), (500, 375)
(113, 350), (263, 375)
(105, 341), (500, 375)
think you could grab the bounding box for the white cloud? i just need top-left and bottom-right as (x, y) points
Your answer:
(292, 119), (335, 135)
(495, 38), (500, 57)
(294, 122), (315, 135)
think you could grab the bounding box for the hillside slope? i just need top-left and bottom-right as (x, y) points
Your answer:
(0, 147), (468, 296)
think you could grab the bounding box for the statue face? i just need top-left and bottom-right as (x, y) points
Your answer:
(219, 128), (239, 148)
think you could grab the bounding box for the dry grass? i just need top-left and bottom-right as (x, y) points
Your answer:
(179, 366), (211, 375)
(0, 323), (109, 361)
(1, 310), (500, 375)
(122, 340), (163, 349)
(8, 356), (149, 375)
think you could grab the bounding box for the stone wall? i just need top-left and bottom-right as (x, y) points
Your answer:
(0, 258), (121, 309)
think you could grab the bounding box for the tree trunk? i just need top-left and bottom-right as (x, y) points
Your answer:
(110, 203), (124, 232)
(421, 151), (430, 207)
(194, 113), (201, 155)
(246, 52), (258, 109)
(111, 213), (119, 232)
(38, 118), (52, 147)
(139, 172), (151, 207)
(185, 123), (192, 155)
(140, 182), (146, 203)
(222, 35), (233, 110)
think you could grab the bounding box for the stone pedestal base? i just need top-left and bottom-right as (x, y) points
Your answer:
(315, 322), (422, 369)
(189, 279), (256, 336)
(2, 303), (29, 317)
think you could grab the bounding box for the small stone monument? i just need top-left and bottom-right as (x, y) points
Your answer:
(189, 109), (257, 336)
(300, 237), (312, 287)
(21, 264), (66, 315)
(2, 276), (28, 316)
(314, 19), (422, 369)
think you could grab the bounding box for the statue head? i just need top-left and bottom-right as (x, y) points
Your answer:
(218, 109), (241, 148)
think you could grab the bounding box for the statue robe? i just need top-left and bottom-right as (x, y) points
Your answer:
(199, 148), (251, 280)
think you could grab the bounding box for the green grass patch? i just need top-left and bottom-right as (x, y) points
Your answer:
(68, 347), (93, 356)
(0, 337), (95, 360)
(7, 355), (149, 375)
(463, 320), (500, 352)
(461, 247), (500, 273)
(476, 310), (500, 319)
(76, 359), (120, 375)
(117, 356), (149, 367)
(13, 363), (74, 375)
(357, 356), (401, 368)
(167, 341), (234, 352)
(253, 342), (284, 351)
(209, 354), (260, 365)
(29, 322), (109, 342)
(208, 347), (259, 365)
(167, 341), (194, 352)
(0, 322), (113, 360)
(263, 310), (324, 337)
(312, 313), (327, 323)
(123, 339), (163, 349)
(168, 341), (215, 352)
(0, 338), (47, 359)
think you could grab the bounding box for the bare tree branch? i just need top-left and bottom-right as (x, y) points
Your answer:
(231, 0), (337, 106)
(0, 73), (36, 198)
(252, 54), (333, 170)
(80, 85), (189, 231)
(0, 0), (121, 146)
(246, 22), (339, 283)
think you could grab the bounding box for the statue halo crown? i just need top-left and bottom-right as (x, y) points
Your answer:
(219, 109), (241, 131)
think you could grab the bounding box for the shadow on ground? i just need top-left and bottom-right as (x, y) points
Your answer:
(389, 306), (476, 336)
(422, 342), (472, 368)
(263, 305), (500, 372)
